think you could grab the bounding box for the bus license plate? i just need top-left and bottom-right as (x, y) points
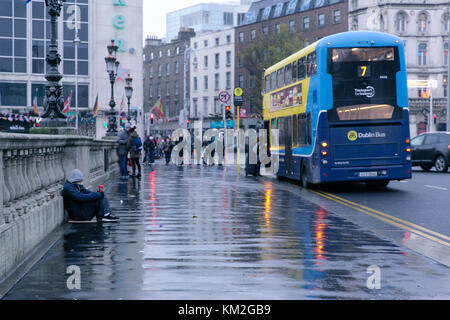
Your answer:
(359, 172), (378, 177)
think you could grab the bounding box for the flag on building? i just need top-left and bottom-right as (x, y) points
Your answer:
(63, 91), (72, 113)
(119, 92), (125, 114)
(33, 89), (39, 116)
(93, 95), (99, 117)
(152, 98), (164, 119)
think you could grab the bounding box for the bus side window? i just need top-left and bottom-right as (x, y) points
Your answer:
(279, 68), (284, 88)
(292, 114), (298, 147)
(271, 72), (276, 91)
(306, 112), (312, 145)
(307, 52), (317, 76)
(298, 57), (306, 80)
(265, 75), (270, 93)
(298, 114), (307, 145)
(292, 61), (297, 83)
(278, 118), (285, 149)
(285, 64), (292, 86)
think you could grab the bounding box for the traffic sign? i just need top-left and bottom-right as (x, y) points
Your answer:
(234, 95), (243, 107)
(218, 91), (231, 103)
(234, 87), (243, 97)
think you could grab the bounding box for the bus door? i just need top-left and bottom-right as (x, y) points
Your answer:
(284, 117), (293, 175)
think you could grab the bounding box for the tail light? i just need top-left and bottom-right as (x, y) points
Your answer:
(406, 148), (411, 153)
(448, 145), (450, 150)
(321, 142), (328, 148)
(321, 151), (328, 156)
(406, 139), (410, 144)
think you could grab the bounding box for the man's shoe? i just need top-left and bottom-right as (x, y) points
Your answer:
(101, 213), (119, 222)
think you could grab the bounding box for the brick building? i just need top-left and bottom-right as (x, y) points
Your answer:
(143, 28), (195, 134)
(234, 0), (348, 116)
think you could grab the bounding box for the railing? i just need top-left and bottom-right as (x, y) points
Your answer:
(0, 133), (120, 226)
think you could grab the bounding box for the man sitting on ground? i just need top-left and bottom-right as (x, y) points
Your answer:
(62, 169), (119, 222)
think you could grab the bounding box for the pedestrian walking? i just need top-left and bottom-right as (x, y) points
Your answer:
(144, 135), (156, 166)
(127, 126), (142, 178)
(117, 123), (131, 178)
(163, 137), (173, 165)
(62, 169), (119, 222)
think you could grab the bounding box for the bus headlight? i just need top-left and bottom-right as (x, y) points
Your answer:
(322, 159), (328, 165)
(381, 170), (387, 175)
(406, 156), (411, 161)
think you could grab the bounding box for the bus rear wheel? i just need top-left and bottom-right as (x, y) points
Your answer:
(366, 180), (390, 188)
(301, 165), (311, 189)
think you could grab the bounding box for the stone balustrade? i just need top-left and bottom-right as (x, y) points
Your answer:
(0, 133), (120, 286)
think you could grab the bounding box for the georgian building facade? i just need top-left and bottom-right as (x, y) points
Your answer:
(349, 0), (449, 136)
(189, 28), (235, 125)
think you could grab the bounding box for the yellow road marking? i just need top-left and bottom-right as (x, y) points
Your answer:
(310, 190), (450, 248)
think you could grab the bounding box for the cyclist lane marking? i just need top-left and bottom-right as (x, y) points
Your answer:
(310, 189), (450, 247)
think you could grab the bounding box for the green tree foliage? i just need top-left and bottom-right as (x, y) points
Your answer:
(238, 23), (306, 115)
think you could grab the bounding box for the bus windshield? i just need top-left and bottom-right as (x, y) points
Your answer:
(327, 46), (402, 122)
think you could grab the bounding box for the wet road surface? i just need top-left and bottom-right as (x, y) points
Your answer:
(4, 162), (450, 299)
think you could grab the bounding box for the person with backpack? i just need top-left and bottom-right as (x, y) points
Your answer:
(127, 126), (142, 178)
(144, 135), (156, 166)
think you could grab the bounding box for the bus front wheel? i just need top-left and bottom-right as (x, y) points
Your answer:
(366, 180), (390, 188)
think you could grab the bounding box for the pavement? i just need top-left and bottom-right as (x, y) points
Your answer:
(3, 161), (450, 299)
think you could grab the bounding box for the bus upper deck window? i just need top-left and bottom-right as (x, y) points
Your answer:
(265, 75), (270, 93)
(293, 61), (297, 82)
(298, 58), (306, 80)
(285, 64), (292, 85)
(307, 52), (317, 75)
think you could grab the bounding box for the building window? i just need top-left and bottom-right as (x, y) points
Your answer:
(203, 97), (209, 115)
(289, 20), (295, 32)
(226, 72), (231, 89)
(238, 75), (244, 88)
(250, 29), (256, 40)
(227, 35), (231, 43)
(444, 13), (449, 32)
(0, 82), (27, 106)
(396, 12), (406, 32)
(204, 40), (208, 47)
(166, 63), (170, 76)
(149, 84), (153, 97)
(194, 77), (198, 91)
(215, 73), (219, 90)
(226, 51), (231, 66)
(275, 23), (280, 34)
(204, 75), (208, 90)
(333, 10), (341, 24)
(303, 17), (310, 30)
(352, 0), (358, 9)
(250, 73), (255, 88)
(193, 98), (198, 117)
(444, 75), (448, 97)
(445, 42), (449, 65)
(215, 53), (220, 68)
(175, 80), (179, 95)
(150, 52), (154, 60)
(157, 84), (161, 97)
(318, 13), (325, 27)
(215, 37), (219, 46)
(166, 82), (170, 96)
(418, 12), (428, 33)
(418, 43), (427, 65)
(238, 56), (243, 68)
(167, 49), (170, 56)
(224, 12), (233, 25)
(238, 32), (244, 43)
(159, 50), (162, 58)
(194, 42), (198, 49)
(175, 61), (179, 74)
(263, 26), (269, 34)
(352, 18), (358, 30)
(149, 66), (153, 78)
(158, 64), (162, 77)
(193, 57), (198, 70)
(204, 55), (208, 68)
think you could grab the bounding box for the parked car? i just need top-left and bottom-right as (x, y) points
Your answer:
(411, 132), (450, 172)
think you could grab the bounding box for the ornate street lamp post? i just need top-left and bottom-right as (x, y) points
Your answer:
(40, 0), (67, 127)
(105, 40), (120, 136)
(124, 74), (133, 124)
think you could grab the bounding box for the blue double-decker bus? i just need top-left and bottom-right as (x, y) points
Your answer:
(263, 31), (412, 188)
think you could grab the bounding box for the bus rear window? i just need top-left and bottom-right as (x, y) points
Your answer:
(335, 104), (395, 121)
(331, 47), (395, 63)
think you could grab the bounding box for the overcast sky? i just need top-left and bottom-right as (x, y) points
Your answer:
(143, 0), (239, 40)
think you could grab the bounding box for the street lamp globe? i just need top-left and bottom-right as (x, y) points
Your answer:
(125, 85), (133, 100)
(104, 55), (116, 73)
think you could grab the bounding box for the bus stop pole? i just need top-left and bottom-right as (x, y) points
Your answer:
(237, 106), (240, 175)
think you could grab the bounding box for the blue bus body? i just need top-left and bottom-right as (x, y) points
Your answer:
(271, 31), (412, 185)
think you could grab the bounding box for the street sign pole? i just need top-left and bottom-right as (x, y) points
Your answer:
(234, 87), (244, 175)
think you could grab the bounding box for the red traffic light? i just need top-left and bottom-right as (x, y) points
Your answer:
(150, 113), (154, 119)
(225, 106), (231, 112)
(433, 115), (437, 119)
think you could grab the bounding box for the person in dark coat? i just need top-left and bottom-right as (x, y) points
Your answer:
(143, 135), (154, 166)
(163, 137), (173, 165)
(127, 126), (142, 178)
(116, 123), (131, 178)
(62, 169), (119, 222)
